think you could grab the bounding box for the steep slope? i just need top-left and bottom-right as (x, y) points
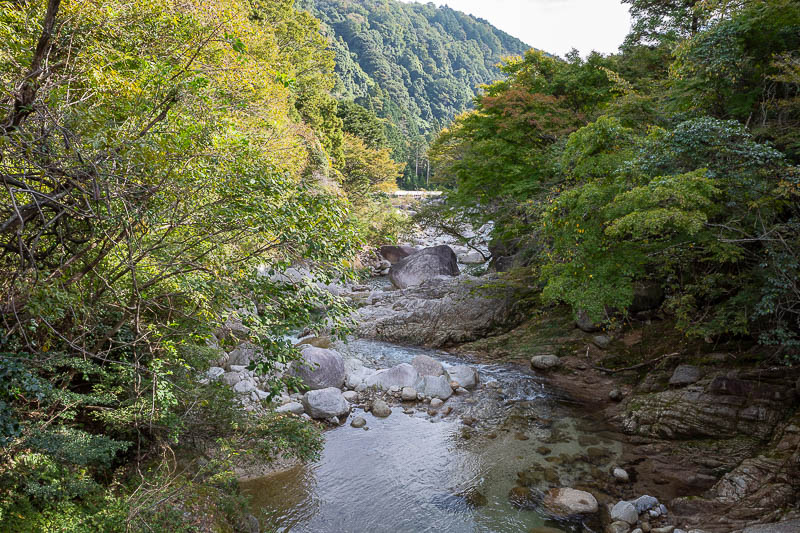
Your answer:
(297, 0), (531, 187)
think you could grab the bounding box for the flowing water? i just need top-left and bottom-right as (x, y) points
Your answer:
(241, 339), (625, 533)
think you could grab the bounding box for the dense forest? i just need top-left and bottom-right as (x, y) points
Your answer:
(0, 0), (404, 530)
(430, 0), (800, 354)
(297, 0), (530, 188)
(1, 0), (799, 531)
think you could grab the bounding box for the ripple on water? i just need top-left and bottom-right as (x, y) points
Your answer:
(241, 339), (620, 533)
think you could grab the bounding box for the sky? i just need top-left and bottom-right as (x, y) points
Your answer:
(398, 0), (633, 57)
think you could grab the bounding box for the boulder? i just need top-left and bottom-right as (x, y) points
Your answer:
(388, 245), (459, 289)
(631, 495), (660, 513)
(611, 501), (639, 524)
(276, 402), (304, 415)
(356, 275), (520, 348)
(543, 487), (599, 515)
(227, 342), (260, 368)
(531, 354), (561, 371)
(206, 367), (225, 382)
(401, 387), (418, 401)
(371, 399), (392, 417)
(365, 363), (420, 390)
(669, 365), (702, 387)
(458, 250), (485, 264)
(289, 346), (345, 390)
(301, 387), (350, 419)
(418, 375), (453, 400)
(411, 354), (445, 377)
(342, 390), (358, 403)
(344, 358), (372, 389)
(448, 365), (478, 389)
(379, 245), (418, 264)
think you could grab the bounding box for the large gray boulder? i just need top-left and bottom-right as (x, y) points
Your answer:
(412, 354), (445, 377)
(388, 245), (459, 289)
(344, 358), (373, 389)
(418, 375), (453, 400)
(356, 276), (520, 348)
(448, 365), (478, 389)
(301, 387), (350, 419)
(289, 346), (345, 390)
(379, 245), (418, 264)
(365, 363), (419, 390)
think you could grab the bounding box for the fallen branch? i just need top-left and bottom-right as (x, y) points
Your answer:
(593, 352), (680, 374)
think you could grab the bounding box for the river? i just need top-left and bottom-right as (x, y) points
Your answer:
(241, 338), (625, 532)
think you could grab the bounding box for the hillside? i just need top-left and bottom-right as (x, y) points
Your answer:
(297, 0), (531, 187)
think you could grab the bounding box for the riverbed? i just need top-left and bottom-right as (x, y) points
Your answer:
(241, 339), (626, 533)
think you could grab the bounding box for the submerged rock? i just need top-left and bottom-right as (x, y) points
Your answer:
(388, 245), (459, 289)
(543, 487), (599, 515)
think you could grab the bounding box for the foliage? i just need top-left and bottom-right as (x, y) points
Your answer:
(0, 0), (364, 530)
(297, 0), (530, 188)
(430, 2), (800, 359)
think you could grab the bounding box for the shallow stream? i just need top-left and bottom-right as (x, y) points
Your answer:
(241, 339), (625, 533)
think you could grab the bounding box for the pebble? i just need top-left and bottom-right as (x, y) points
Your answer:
(372, 399), (392, 417)
(350, 416), (366, 428)
(613, 467), (630, 482)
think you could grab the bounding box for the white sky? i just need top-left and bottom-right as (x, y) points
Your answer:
(398, 0), (633, 57)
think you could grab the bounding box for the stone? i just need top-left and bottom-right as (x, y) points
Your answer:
(344, 358), (372, 389)
(632, 495), (660, 513)
(669, 365), (702, 387)
(350, 416), (366, 428)
(355, 275), (520, 348)
(543, 487), (599, 515)
(613, 467), (630, 482)
(365, 363), (420, 390)
(609, 389), (624, 402)
(342, 390), (358, 403)
(611, 501), (639, 525)
(301, 387), (350, 419)
(531, 354), (561, 370)
(593, 335), (612, 349)
(458, 250), (485, 264)
(632, 530), (643, 533)
(651, 528), (674, 533)
(411, 354), (445, 377)
(419, 375), (453, 400)
(221, 371), (242, 386)
(276, 402), (304, 415)
(227, 342), (260, 368)
(206, 367), (225, 382)
(233, 380), (256, 394)
(379, 244), (418, 264)
(743, 520), (800, 533)
(430, 398), (444, 409)
(448, 365), (478, 389)
(575, 309), (602, 333)
(290, 346), (345, 390)
(296, 336), (332, 349)
(608, 523), (631, 533)
(401, 387), (417, 401)
(388, 245), (459, 289)
(371, 399), (392, 417)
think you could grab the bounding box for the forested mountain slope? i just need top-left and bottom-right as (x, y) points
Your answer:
(297, 0), (530, 187)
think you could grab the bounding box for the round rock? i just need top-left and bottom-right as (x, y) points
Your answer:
(350, 416), (366, 428)
(371, 399), (392, 417)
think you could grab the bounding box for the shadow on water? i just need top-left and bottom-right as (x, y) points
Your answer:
(241, 339), (622, 533)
